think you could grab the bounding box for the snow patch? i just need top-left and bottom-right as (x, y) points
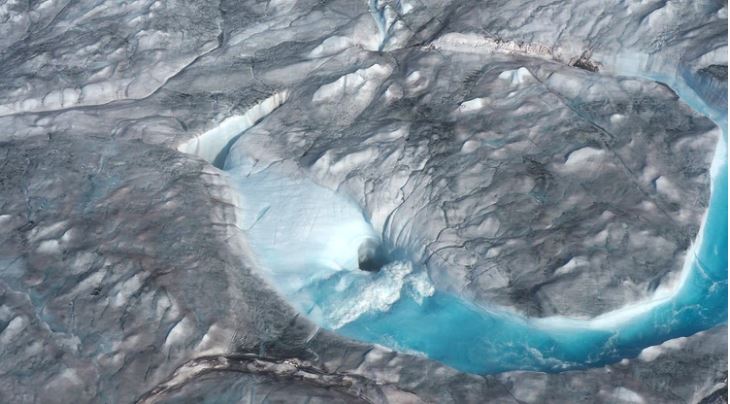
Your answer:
(638, 335), (688, 361)
(308, 36), (354, 58)
(195, 323), (234, 356)
(461, 140), (480, 153)
(554, 257), (588, 276)
(655, 176), (681, 201)
(563, 147), (606, 167)
(36, 239), (60, 254)
(384, 83), (404, 102)
(498, 67), (534, 85)
(457, 97), (490, 114)
(611, 387), (645, 404)
(405, 71), (429, 94)
(165, 316), (194, 347)
(0, 316), (26, 344)
(111, 274), (144, 308)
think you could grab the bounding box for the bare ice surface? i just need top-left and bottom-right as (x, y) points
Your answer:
(0, 0), (726, 402)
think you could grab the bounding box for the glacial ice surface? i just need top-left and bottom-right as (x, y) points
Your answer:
(0, 0), (727, 402)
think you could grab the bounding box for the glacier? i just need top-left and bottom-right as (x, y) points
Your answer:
(0, 0), (726, 402)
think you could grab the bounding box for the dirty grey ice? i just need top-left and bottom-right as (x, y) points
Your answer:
(0, 0), (727, 403)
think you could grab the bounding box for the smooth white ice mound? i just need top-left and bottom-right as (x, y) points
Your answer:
(498, 67), (534, 85)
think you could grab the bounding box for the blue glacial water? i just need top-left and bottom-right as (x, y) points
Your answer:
(225, 77), (727, 374)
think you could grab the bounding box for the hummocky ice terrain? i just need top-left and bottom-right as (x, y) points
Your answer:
(0, 0), (727, 403)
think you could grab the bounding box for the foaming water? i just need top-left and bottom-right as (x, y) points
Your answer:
(220, 75), (727, 374)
